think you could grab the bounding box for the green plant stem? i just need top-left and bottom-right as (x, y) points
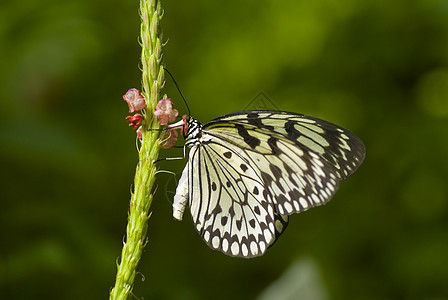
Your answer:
(110, 0), (164, 299)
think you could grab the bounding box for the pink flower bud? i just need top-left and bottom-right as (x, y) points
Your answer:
(153, 98), (179, 125)
(136, 126), (143, 139)
(161, 128), (179, 149)
(123, 88), (147, 113)
(126, 114), (145, 129)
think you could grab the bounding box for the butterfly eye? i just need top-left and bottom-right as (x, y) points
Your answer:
(181, 115), (189, 136)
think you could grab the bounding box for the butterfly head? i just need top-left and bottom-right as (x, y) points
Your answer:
(166, 114), (202, 142)
(181, 115), (202, 140)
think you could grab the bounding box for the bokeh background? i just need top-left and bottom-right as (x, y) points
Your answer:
(1, 0), (448, 299)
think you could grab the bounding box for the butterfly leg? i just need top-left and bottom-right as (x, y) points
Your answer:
(154, 145), (187, 163)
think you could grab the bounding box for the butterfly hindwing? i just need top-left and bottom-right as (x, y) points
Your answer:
(188, 140), (278, 257)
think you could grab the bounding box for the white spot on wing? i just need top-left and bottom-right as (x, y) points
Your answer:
(299, 197), (308, 209)
(260, 241), (266, 253)
(242, 243), (248, 256)
(222, 239), (229, 252)
(293, 201), (300, 211)
(339, 138), (351, 150)
(264, 229), (273, 242)
(250, 242), (258, 256)
(212, 236), (220, 249)
(204, 231), (210, 242)
(231, 242), (239, 256)
(284, 202), (293, 213)
(311, 194), (320, 204)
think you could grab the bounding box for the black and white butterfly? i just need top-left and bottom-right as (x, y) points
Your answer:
(169, 110), (365, 258)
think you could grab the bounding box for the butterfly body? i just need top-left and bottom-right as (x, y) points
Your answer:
(183, 117), (204, 148)
(173, 110), (365, 258)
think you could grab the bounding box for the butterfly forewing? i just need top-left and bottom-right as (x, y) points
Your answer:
(208, 111), (365, 179)
(201, 123), (341, 217)
(176, 110), (365, 258)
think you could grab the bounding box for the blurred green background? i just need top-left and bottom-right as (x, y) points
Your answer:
(1, 0), (448, 299)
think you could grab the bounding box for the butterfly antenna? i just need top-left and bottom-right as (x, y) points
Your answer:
(164, 68), (191, 116)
